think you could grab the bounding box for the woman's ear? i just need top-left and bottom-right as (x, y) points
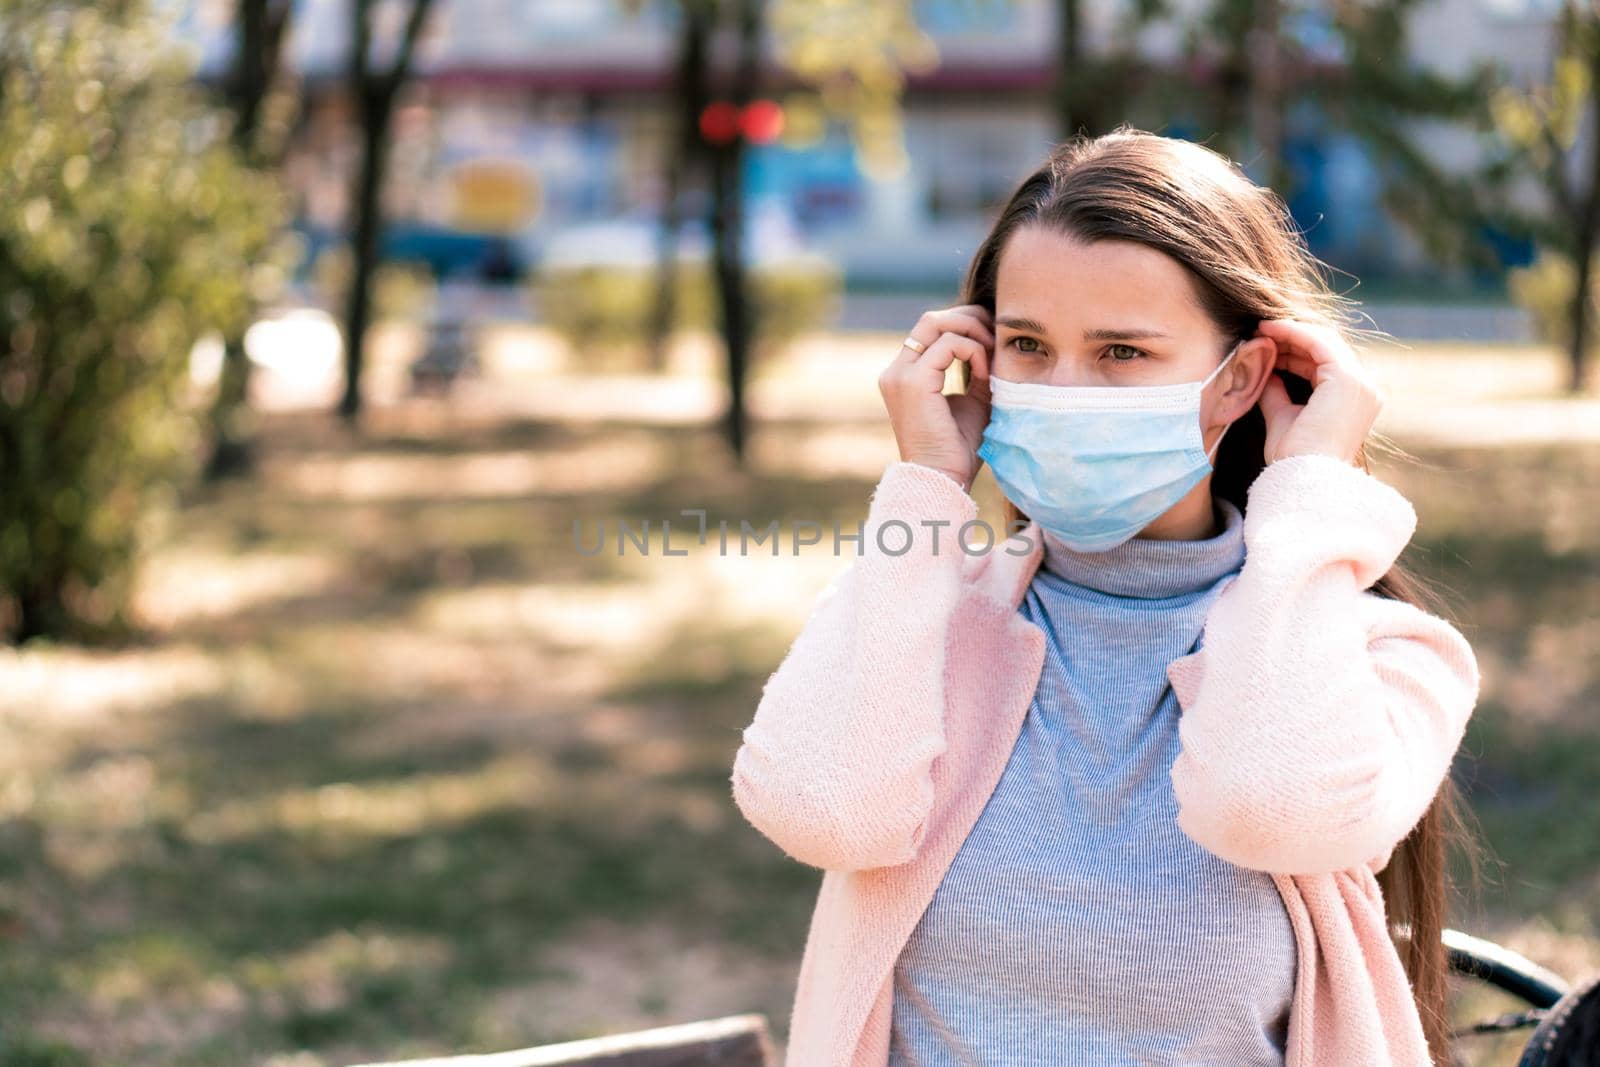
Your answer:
(1224, 335), (1278, 419)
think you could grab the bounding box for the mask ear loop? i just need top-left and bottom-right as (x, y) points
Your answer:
(1202, 339), (1246, 463)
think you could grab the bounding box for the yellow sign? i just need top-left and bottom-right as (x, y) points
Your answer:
(449, 159), (539, 233)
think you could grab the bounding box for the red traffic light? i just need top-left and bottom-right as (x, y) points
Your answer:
(741, 99), (784, 144)
(699, 99), (785, 146)
(699, 101), (741, 145)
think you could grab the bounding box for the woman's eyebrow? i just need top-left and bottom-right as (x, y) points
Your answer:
(1084, 326), (1172, 341)
(995, 315), (1051, 335)
(995, 315), (1172, 342)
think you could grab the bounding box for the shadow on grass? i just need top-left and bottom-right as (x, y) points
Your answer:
(5, 682), (821, 1062)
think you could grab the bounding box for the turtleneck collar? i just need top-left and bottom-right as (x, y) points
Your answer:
(1036, 496), (1246, 599)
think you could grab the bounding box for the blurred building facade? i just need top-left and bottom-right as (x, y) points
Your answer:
(170, 0), (1568, 291)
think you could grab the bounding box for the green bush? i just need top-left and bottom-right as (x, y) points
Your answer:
(1508, 247), (1599, 350)
(530, 254), (843, 372)
(0, 0), (297, 643)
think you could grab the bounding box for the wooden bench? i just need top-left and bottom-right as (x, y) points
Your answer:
(346, 1013), (777, 1067)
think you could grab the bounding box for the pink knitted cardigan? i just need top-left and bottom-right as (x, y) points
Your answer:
(730, 454), (1481, 1066)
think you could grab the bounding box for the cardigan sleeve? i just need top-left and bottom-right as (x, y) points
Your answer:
(729, 460), (977, 872)
(1165, 453), (1482, 877)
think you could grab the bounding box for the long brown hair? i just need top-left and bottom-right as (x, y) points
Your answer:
(955, 126), (1483, 1065)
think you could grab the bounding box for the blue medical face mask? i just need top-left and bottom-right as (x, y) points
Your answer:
(976, 340), (1242, 553)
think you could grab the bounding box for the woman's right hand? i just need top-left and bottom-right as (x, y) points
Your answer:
(876, 304), (995, 494)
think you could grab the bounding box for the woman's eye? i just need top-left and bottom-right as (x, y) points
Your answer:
(1004, 339), (1145, 360)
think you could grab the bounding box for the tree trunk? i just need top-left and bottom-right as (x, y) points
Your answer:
(1569, 247), (1593, 394)
(203, 334), (257, 479)
(14, 587), (54, 646)
(336, 0), (434, 421)
(341, 110), (388, 420)
(648, 2), (713, 375)
(707, 0), (763, 463)
(1570, 16), (1600, 395)
(203, 0), (292, 480)
(1054, 0), (1085, 138)
(1052, 0), (1120, 140)
(709, 147), (749, 460)
(228, 0), (274, 153)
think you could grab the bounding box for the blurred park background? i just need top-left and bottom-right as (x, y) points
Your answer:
(1, 0), (1599, 1064)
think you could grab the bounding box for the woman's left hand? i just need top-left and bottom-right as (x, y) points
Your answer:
(1254, 318), (1385, 466)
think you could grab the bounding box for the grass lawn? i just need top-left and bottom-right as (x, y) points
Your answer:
(0, 330), (1595, 1066)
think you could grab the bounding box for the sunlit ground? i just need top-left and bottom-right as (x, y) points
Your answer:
(1, 321), (1596, 1065)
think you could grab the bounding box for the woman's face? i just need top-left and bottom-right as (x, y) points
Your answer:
(992, 226), (1241, 392)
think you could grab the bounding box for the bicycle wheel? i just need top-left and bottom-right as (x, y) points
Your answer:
(1446, 926), (1571, 1062)
(1517, 973), (1600, 1067)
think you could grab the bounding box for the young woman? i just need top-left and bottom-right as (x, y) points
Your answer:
(730, 127), (1482, 1067)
